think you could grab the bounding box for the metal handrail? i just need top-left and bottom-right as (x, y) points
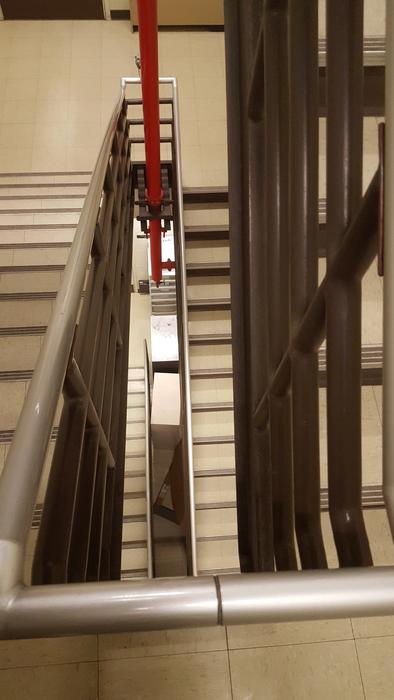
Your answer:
(143, 339), (154, 578)
(0, 87), (126, 586)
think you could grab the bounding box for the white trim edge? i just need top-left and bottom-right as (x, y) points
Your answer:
(102, 0), (111, 20)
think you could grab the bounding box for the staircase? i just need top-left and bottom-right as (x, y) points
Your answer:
(0, 170), (148, 583)
(0, 172), (386, 581)
(183, 190), (239, 575)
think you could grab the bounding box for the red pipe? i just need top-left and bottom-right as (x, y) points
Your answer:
(137, 0), (163, 284)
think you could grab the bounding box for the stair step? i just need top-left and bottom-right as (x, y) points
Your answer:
(186, 262), (230, 276)
(192, 401), (234, 412)
(183, 186), (228, 207)
(196, 538), (239, 573)
(0, 298), (54, 330)
(189, 333), (232, 346)
(121, 568), (148, 579)
(185, 225), (229, 241)
(0, 335), (42, 372)
(190, 367), (232, 379)
(188, 298), (231, 311)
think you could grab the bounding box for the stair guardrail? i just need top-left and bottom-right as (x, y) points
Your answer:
(144, 339), (154, 577)
(1, 33), (394, 636)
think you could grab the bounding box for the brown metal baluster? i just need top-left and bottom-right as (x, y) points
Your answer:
(264, 0), (297, 570)
(223, 0), (255, 572)
(289, 0), (327, 568)
(326, 0), (372, 566)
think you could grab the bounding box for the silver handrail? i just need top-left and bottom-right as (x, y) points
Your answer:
(143, 339), (154, 578)
(170, 76), (198, 575)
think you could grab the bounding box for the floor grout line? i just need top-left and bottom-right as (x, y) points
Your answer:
(96, 634), (100, 700)
(351, 619), (368, 700)
(225, 626), (235, 700)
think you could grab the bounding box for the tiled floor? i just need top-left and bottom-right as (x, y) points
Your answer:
(0, 3), (391, 698)
(2, 620), (394, 699)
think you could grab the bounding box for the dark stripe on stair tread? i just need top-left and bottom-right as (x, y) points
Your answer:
(0, 207), (82, 214)
(0, 242), (71, 250)
(0, 326), (46, 337)
(0, 194), (85, 201)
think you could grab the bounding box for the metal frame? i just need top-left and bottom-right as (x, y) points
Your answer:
(144, 339), (154, 578)
(0, 29), (394, 632)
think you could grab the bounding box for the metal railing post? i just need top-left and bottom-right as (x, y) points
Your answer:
(264, 0), (297, 571)
(326, 0), (372, 566)
(288, 0), (327, 568)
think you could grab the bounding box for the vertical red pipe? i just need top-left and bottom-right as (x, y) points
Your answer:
(137, 0), (162, 283)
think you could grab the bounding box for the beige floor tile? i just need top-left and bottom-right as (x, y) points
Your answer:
(0, 123), (35, 150)
(0, 147), (33, 172)
(352, 615), (394, 639)
(99, 651), (232, 700)
(356, 635), (394, 699)
(227, 618), (353, 650)
(0, 661), (97, 700)
(0, 636), (97, 669)
(1, 99), (38, 125)
(99, 627), (227, 660)
(230, 640), (364, 700)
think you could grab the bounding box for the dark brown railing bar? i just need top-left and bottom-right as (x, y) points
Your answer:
(288, 0), (327, 569)
(226, 0), (381, 573)
(248, 1), (274, 572)
(326, 0), (372, 567)
(264, 0), (297, 571)
(224, 0), (272, 572)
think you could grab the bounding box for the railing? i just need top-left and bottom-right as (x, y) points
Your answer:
(143, 339), (154, 578)
(224, 0), (390, 573)
(1, 4), (394, 637)
(31, 103), (134, 585)
(0, 87), (130, 589)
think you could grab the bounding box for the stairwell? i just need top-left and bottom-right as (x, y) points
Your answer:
(0, 169), (389, 580)
(0, 169), (150, 582)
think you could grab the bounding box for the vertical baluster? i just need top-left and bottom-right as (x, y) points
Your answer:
(264, 0), (297, 570)
(289, 0), (327, 568)
(326, 0), (372, 566)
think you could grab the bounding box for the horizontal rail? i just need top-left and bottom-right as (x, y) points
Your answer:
(2, 567), (394, 638)
(144, 340), (154, 578)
